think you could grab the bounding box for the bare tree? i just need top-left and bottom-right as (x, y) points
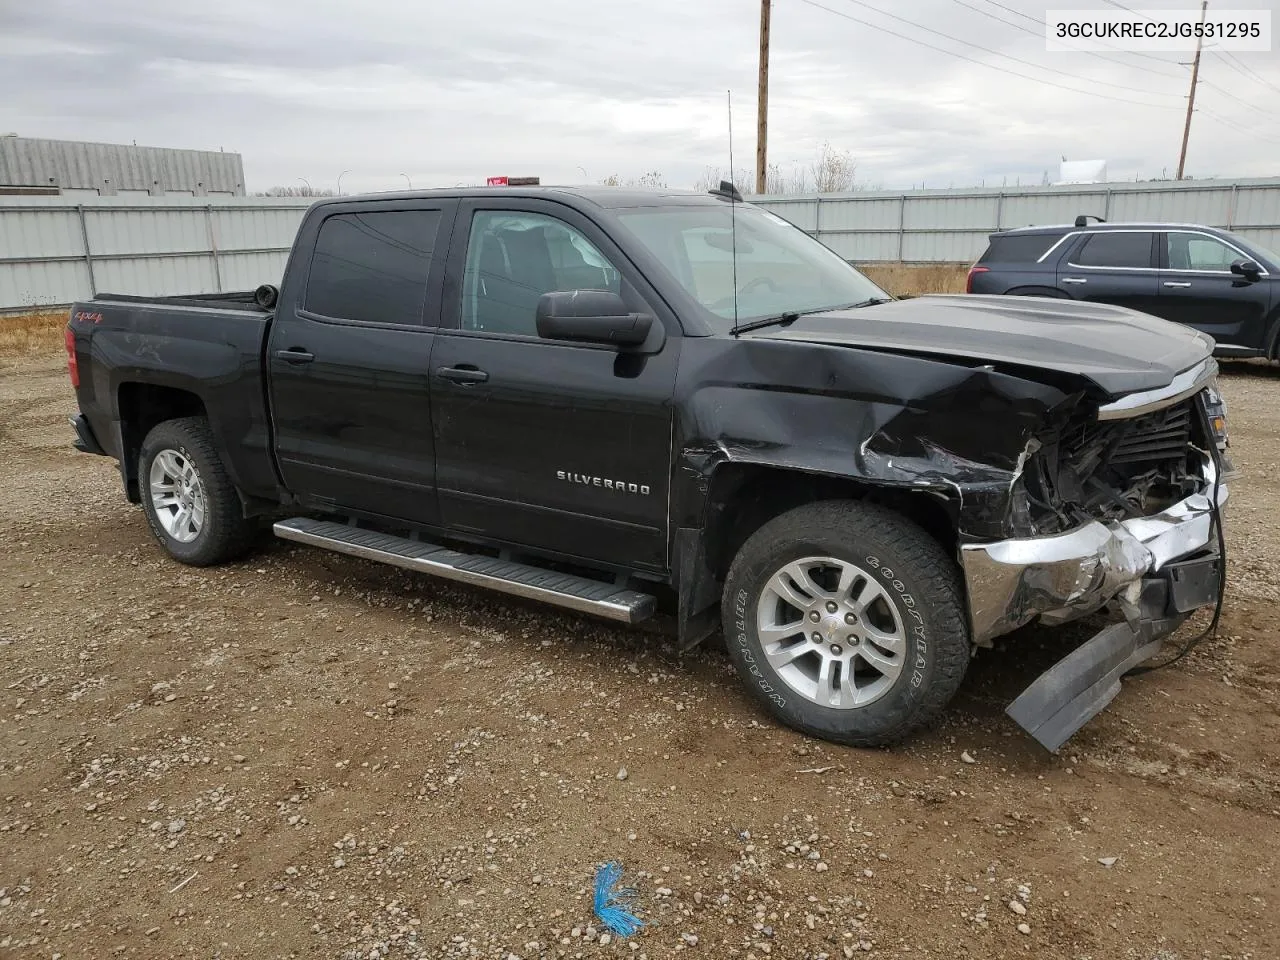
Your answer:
(765, 163), (811, 194)
(255, 185), (337, 197)
(599, 172), (667, 188)
(693, 165), (753, 194)
(808, 142), (857, 193)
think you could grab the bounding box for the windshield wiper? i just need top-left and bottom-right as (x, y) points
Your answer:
(729, 300), (890, 336)
(729, 311), (801, 336)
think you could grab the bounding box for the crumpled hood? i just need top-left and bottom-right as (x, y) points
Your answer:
(750, 294), (1215, 397)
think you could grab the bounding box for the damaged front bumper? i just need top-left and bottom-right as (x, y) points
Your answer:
(960, 454), (1227, 751)
(960, 454), (1226, 645)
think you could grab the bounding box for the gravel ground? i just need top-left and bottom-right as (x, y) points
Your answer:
(2, 351), (1278, 960)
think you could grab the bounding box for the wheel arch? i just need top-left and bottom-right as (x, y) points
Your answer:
(673, 460), (961, 650)
(702, 462), (960, 581)
(117, 381), (208, 502)
(1003, 285), (1071, 299)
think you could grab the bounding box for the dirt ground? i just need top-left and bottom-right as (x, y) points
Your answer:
(2, 348), (1278, 960)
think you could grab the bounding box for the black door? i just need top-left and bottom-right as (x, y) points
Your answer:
(1057, 230), (1160, 314)
(1157, 230), (1274, 350)
(267, 200), (456, 524)
(429, 199), (679, 573)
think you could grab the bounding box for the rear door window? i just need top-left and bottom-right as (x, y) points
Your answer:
(1071, 232), (1155, 269)
(979, 234), (1059, 263)
(306, 210), (442, 324)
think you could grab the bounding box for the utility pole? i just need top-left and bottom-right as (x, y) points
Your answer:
(1176, 0), (1208, 180)
(756, 0), (771, 195)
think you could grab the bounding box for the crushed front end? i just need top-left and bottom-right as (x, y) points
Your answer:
(959, 359), (1231, 750)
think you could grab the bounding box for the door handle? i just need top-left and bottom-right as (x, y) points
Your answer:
(275, 348), (315, 364)
(1061, 277), (1088, 285)
(1163, 281), (1192, 288)
(436, 365), (489, 384)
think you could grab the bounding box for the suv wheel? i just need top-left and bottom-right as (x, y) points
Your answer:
(138, 417), (258, 566)
(722, 500), (970, 747)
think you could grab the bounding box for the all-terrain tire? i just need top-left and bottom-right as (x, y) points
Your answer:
(138, 417), (259, 567)
(722, 499), (970, 747)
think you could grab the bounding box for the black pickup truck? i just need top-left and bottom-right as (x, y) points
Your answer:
(65, 185), (1231, 751)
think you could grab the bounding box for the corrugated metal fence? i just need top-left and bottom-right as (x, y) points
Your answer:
(0, 196), (309, 313)
(6, 177), (1280, 312)
(753, 176), (1280, 263)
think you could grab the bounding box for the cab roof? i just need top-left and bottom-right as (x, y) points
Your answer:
(312, 185), (730, 211)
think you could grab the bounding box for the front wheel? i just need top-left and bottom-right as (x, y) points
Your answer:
(138, 417), (259, 567)
(722, 500), (970, 747)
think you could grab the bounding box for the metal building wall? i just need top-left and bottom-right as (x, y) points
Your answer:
(6, 178), (1280, 312)
(754, 176), (1280, 262)
(0, 196), (309, 313)
(0, 137), (246, 196)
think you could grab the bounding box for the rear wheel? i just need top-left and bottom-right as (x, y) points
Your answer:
(138, 417), (258, 566)
(722, 500), (970, 747)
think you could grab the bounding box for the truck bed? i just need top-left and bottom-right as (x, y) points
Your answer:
(94, 290), (271, 313)
(67, 293), (279, 506)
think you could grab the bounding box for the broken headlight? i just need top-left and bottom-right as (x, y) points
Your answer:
(1200, 379), (1239, 480)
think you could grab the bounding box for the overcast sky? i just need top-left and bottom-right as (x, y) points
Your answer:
(2, 0), (1278, 193)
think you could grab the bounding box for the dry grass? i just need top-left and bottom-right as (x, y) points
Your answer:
(860, 262), (969, 298)
(0, 310), (69, 356)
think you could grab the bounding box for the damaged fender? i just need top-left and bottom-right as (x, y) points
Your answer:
(667, 336), (1079, 646)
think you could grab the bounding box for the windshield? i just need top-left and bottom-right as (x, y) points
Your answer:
(614, 203), (889, 328)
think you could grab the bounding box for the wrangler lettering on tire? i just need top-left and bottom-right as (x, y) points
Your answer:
(721, 500), (970, 747)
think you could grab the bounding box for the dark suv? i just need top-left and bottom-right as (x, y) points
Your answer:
(968, 217), (1280, 359)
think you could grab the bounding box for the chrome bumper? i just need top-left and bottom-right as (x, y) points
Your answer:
(961, 456), (1226, 644)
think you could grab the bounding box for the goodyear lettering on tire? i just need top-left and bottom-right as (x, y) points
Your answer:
(868, 555), (928, 693)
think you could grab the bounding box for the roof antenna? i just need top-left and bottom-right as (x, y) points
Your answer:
(727, 89), (740, 336)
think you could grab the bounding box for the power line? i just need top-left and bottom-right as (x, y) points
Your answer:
(1223, 51), (1280, 93)
(1200, 110), (1280, 146)
(1213, 51), (1280, 95)
(798, 0), (1280, 153)
(813, 0), (1181, 108)
(1195, 79), (1280, 130)
(950, 0), (1186, 88)
(974, 0), (1040, 25)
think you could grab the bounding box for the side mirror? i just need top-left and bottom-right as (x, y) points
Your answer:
(1229, 258), (1262, 282)
(535, 290), (653, 347)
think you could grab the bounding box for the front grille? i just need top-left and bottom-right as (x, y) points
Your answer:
(1027, 395), (1204, 529)
(1058, 398), (1196, 473)
(1106, 403), (1193, 465)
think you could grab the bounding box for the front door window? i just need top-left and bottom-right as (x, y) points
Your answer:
(460, 211), (621, 336)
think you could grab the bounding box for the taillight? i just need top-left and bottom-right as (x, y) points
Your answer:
(965, 265), (989, 294)
(64, 326), (80, 387)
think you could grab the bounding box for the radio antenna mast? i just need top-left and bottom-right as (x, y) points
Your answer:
(728, 89), (740, 334)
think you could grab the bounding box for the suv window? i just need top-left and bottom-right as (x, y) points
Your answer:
(1166, 231), (1237, 271)
(1072, 231), (1154, 269)
(978, 233), (1058, 263)
(461, 211), (621, 336)
(306, 210), (441, 324)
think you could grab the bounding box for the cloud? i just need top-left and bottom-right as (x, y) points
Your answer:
(2, 0), (1277, 193)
